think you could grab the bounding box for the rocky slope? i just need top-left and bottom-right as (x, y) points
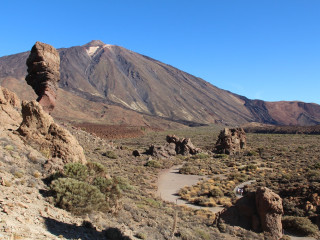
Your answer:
(0, 86), (241, 240)
(1, 40), (320, 126)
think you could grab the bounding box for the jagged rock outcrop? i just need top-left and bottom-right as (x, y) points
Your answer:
(25, 42), (60, 113)
(166, 135), (201, 155)
(147, 135), (201, 158)
(220, 187), (283, 240)
(255, 187), (283, 240)
(0, 86), (22, 128)
(215, 128), (246, 155)
(17, 100), (86, 167)
(147, 143), (177, 158)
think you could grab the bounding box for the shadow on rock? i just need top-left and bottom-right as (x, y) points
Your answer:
(44, 217), (130, 240)
(219, 187), (283, 240)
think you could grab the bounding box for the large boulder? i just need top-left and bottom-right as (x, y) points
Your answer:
(166, 135), (201, 155)
(147, 135), (201, 158)
(220, 187), (283, 239)
(17, 100), (86, 166)
(147, 143), (177, 158)
(25, 42), (60, 113)
(215, 128), (246, 155)
(255, 187), (283, 240)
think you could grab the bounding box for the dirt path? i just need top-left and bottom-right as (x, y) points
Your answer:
(233, 180), (256, 198)
(157, 165), (224, 213)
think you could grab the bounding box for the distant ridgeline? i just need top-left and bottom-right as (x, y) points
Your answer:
(1, 40), (320, 127)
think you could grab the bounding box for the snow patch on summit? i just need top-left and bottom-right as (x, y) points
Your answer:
(86, 46), (100, 56)
(103, 44), (113, 49)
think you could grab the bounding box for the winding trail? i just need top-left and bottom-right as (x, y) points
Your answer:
(157, 166), (317, 239)
(233, 180), (256, 198)
(157, 165), (224, 213)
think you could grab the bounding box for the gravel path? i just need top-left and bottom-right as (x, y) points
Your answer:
(233, 180), (256, 198)
(157, 165), (224, 213)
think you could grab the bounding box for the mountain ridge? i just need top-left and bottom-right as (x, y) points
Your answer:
(1, 40), (320, 127)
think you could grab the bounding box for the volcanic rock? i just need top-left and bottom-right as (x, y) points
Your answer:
(166, 135), (201, 155)
(25, 42), (60, 113)
(147, 135), (201, 158)
(215, 128), (246, 155)
(0, 86), (22, 128)
(220, 187), (283, 239)
(147, 143), (177, 158)
(255, 187), (283, 240)
(17, 100), (86, 166)
(132, 150), (141, 157)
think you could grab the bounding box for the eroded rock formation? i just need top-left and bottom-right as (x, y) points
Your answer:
(147, 135), (201, 158)
(0, 86), (22, 128)
(17, 100), (86, 168)
(215, 128), (246, 155)
(255, 187), (283, 240)
(25, 41), (60, 113)
(220, 187), (283, 240)
(147, 143), (177, 158)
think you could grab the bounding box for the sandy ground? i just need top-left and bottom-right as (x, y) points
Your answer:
(157, 165), (224, 213)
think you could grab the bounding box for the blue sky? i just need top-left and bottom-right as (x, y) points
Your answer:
(1, 0), (319, 104)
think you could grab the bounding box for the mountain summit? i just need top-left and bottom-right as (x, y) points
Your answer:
(85, 40), (106, 47)
(1, 40), (320, 126)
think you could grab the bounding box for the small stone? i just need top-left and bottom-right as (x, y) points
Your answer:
(132, 150), (140, 157)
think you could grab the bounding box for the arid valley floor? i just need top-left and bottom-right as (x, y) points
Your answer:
(4, 116), (320, 239)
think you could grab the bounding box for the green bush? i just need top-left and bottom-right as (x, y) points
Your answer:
(87, 161), (106, 176)
(49, 162), (122, 215)
(282, 216), (318, 236)
(114, 176), (133, 191)
(246, 164), (258, 171)
(93, 176), (113, 193)
(246, 151), (258, 156)
(179, 164), (198, 175)
(209, 187), (224, 198)
(50, 178), (108, 215)
(307, 170), (320, 182)
(103, 151), (118, 159)
(214, 154), (228, 159)
(145, 159), (161, 168)
(228, 172), (248, 182)
(191, 153), (208, 160)
(64, 163), (88, 181)
(314, 162), (320, 169)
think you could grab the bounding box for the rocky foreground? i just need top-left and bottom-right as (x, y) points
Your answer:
(0, 87), (100, 239)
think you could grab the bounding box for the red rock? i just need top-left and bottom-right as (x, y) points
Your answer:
(255, 187), (283, 240)
(215, 128), (246, 155)
(25, 42), (60, 113)
(220, 187), (283, 239)
(17, 100), (86, 167)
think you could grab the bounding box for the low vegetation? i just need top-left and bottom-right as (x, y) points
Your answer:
(282, 216), (318, 236)
(65, 124), (320, 238)
(49, 162), (122, 215)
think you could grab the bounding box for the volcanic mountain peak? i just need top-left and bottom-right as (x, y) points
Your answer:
(84, 40), (114, 57)
(1, 40), (320, 127)
(85, 40), (106, 47)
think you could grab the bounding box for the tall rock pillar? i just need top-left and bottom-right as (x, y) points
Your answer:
(25, 41), (60, 113)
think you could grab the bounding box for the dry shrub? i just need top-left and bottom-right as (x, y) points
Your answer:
(51, 177), (108, 214)
(49, 162), (122, 215)
(282, 216), (318, 236)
